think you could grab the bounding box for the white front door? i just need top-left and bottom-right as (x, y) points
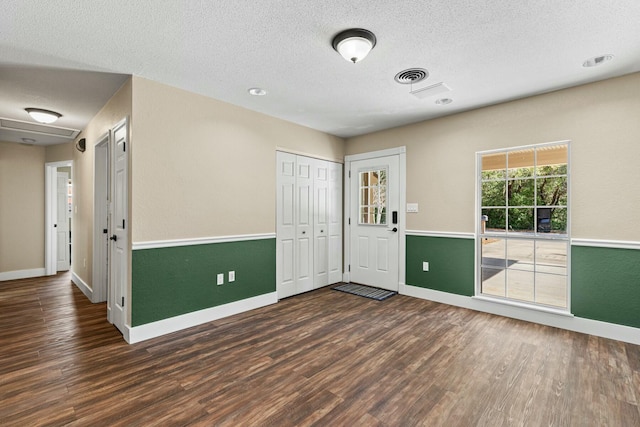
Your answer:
(109, 119), (128, 334)
(349, 155), (400, 291)
(56, 172), (70, 271)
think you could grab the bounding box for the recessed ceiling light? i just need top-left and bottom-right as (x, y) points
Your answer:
(25, 108), (62, 124)
(435, 98), (453, 105)
(248, 88), (267, 96)
(583, 54), (613, 68)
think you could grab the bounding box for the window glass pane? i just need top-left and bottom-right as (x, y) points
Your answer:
(481, 238), (505, 268)
(537, 145), (568, 175)
(536, 177), (567, 206)
(506, 239), (534, 271)
(535, 241), (567, 274)
(535, 273), (567, 308)
(482, 181), (506, 207)
(360, 207), (369, 224)
(506, 269), (534, 302)
(507, 179), (534, 206)
(508, 149), (535, 177)
(482, 267), (506, 297)
(482, 208), (506, 233)
(359, 168), (387, 225)
(508, 208), (534, 233)
(482, 153), (506, 179)
(545, 208), (567, 234)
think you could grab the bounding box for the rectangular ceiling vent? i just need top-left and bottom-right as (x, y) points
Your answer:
(0, 117), (80, 139)
(410, 82), (452, 99)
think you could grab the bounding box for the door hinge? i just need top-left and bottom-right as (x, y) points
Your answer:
(348, 264), (351, 272)
(123, 141), (126, 152)
(122, 219), (125, 229)
(348, 170), (351, 178)
(348, 218), (351, 225)
(121, 297), (124, 306)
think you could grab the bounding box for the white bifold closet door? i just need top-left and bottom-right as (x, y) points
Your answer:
(277, 152), (342, 299)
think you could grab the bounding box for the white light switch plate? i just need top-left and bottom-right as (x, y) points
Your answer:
(217, 273), (224, 285)
(423, 262), (429, 272)
(229, 271), (235, 282)
(407, 203), (419, 213)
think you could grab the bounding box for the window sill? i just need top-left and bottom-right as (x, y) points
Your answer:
(472, 295), (574, 317)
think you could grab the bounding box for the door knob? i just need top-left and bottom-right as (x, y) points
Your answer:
(390, 227), (398, 232)
(110, 235), (118, 242)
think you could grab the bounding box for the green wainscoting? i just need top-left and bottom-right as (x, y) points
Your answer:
(132, 238), (275, 326)
(571, 245), (640, 329)
(406, 235), (475, 296)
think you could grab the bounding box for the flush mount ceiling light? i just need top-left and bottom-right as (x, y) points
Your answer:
(583, 54), (613, 67)
(248, 87), (267, 96)
(332, 28), (376, 63)
(435, 98), (453, 105)
(25, 108), (62, 124)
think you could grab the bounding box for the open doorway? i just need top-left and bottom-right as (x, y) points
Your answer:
(45, 160), (73, 276)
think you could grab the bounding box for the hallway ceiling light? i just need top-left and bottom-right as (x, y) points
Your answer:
(25, 108), (62, 124)
(248, 87), (267, 96)
(332, 29), (376, 63)
(583, 54), (613, 67)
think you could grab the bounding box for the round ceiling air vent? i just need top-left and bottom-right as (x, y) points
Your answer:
(394, 68), (429, 84)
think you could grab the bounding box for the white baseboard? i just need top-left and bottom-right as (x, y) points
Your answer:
(126, 292), (278, 344)
(71, 271), (93, 301)
(0, 268), (46, 282)
(402, 285), (640, 345)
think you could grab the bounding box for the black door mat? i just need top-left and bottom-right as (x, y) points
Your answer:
(332, 283), (397, 301)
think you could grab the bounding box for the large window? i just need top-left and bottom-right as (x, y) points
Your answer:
(478, 142), (569, 310)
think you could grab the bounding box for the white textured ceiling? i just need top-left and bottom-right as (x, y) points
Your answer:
(1, 0), (639, 144)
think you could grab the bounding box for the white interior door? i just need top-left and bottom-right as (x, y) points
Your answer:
(295, 156), (314, 294)
(276, 152), (297, 299)
(56, 172), (70, 271)
(277, 152), (343, 299)
(109, 120), (128, 334)
(328, 162), (343, 284)
(349, 155), (400, 291)
(313, 159), (329, 289)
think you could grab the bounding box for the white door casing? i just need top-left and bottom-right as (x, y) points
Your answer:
(109, 119), (128, 333)
(345, 148), (406, 292)
(56, 172), (70, 271)
(92, 134), (109, 303)
(45, 161), (72, 276)
(276, 152), (343, 299)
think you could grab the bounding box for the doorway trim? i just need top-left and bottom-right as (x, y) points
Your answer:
(45, 160), (73, 276)
(92, 132), (110, 303)
(343, 147), (406, 289)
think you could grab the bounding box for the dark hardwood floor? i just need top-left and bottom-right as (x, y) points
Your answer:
(1, 272), (639, 426)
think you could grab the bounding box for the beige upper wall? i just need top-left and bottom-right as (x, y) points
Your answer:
(0, 142), (46, 273)
(45, 141), (73, 163)
(346, 72), (640, 241)
(72, 78), (132, 285)
(131, 76), (344, 242)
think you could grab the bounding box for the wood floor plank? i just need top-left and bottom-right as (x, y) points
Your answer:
(1, 272), (639, 426)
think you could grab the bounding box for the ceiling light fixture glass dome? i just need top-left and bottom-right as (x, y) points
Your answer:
(332, 29), (377, 64)
(25, 108), (62, 124)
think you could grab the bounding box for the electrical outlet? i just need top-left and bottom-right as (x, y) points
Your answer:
(217, 273), (224, 285)
(423, 261), (429, 272)
(229, 271), (235, 282)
